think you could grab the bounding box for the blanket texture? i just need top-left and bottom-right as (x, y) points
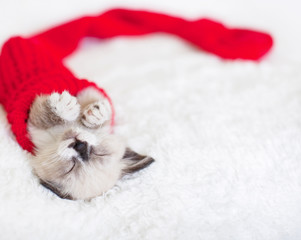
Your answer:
(1, 0), (301, 240)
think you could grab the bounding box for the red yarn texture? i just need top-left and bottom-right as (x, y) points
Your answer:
(0, 8), (273, 153)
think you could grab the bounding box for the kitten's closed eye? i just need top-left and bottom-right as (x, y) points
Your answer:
(65, 158), (76, 175)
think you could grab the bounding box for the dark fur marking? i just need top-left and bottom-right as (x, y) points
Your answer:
(123, 148), (146, 161)
(40, 180), (73, 200)
(29, 97), (65, 129)
(45, 100), (65, 126)
(123, 148), (155, 174)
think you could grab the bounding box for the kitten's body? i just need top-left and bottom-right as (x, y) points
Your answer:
(28, 87), (154, 200)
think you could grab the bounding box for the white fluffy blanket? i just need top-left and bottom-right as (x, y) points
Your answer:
(1, 0), (301, 239)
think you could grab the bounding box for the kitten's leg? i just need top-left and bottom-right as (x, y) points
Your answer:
(29, 91), (80, 129)
(77, 87), (112, 129)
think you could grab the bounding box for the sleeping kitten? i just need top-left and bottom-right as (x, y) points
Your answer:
(28, 87), (154, 200)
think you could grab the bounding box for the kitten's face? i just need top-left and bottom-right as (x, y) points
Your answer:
(29, 124), (153, 200)
(28, 89), (154, 200)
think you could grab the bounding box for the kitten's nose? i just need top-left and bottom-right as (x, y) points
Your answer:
(73, 140), (89, 161)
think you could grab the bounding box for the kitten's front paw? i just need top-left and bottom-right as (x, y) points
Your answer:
(81, 100), (111, 128)
(49, 91), (80, 122)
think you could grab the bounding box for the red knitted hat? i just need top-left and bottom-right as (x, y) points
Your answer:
(0, 8), (273, 154)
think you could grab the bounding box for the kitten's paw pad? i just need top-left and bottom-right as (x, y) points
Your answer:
(81, 100), (111, 128)
(49, 91), (80, 121)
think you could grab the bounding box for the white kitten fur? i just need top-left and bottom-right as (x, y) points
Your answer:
(28, 88), (154, 200)
(48, 91), (80, 122)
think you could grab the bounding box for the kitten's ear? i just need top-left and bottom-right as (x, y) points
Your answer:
(40, 180), (73, 200)
(122, 148), (155, 175)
